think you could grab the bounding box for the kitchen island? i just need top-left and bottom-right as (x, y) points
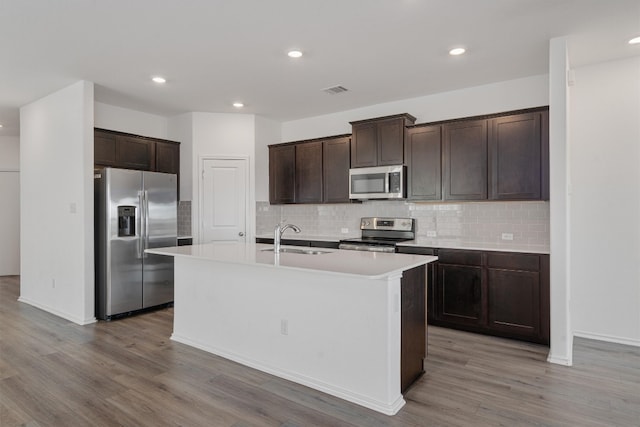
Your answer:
(146, 242), (437, 415)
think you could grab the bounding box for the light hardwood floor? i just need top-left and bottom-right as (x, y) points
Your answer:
(1, 275), (639, 426)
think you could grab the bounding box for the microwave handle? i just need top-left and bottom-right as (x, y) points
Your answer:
(385, 171), (390, 193)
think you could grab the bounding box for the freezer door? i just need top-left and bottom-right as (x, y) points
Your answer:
(142, 171), (177, 308)
(97, 168), (144, 318)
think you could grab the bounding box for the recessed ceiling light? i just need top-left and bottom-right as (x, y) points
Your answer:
(0, 124), (3, 128)
(629, 36), (640, 45)
(233, 102), (244, 108)
(449, 47), (466, 56)
(152, 76), (166, 84)
(287, 50), (303, 58)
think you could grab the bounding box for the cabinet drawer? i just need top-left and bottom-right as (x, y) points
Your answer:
(486, 252), (540, 271)
(437, 249), (482, 266)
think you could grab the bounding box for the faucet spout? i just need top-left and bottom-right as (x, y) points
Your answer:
(273, 223), (301, 253)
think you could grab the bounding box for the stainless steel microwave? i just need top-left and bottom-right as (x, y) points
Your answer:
(349, 165), (406, 200)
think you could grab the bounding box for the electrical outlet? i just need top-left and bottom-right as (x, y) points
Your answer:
(52, 278), (56, 288)
(501, 233), (514, 241)
(341, 228), (349, 234)
(426, 230), (437, 237)
(280, 319), (288, 335)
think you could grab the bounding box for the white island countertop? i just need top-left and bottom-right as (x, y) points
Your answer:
(147, 242), (436, 279)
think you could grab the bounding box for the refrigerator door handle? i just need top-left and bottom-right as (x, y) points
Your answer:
(144, 190), (150, 258)
(137, 191), (144, 259)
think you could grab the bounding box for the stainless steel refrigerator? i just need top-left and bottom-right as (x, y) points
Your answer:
(95, 167), (177, 320)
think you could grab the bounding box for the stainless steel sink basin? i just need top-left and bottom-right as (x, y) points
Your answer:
(262, 247), (331, 255)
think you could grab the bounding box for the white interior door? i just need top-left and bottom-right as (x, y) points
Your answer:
(201, 158), (247, 243)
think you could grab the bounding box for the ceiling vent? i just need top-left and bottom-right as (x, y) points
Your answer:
(322, 85), (348, 95)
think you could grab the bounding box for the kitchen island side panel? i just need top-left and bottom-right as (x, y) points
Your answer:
(170, 256), (405, 415)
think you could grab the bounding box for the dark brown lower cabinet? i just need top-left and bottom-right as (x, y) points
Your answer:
(438, 262), (483, 326)
(400, 265), (426, 392)
(430, 248), (549, 345)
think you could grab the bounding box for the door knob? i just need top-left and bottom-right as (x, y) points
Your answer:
(238, 232), (245, 237)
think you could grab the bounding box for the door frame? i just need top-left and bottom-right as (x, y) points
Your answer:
(197, 155), (253, 244)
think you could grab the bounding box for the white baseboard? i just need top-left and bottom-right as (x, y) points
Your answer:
(573, 330), (640, 348)
(171, 333), (406, 416)
(547, 354), (573, 366)
(17, 296), (96, 325)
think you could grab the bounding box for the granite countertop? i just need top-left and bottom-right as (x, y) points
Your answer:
(146, 242), (436, 279)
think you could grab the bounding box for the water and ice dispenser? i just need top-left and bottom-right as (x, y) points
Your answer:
(117, 206), (136, 237)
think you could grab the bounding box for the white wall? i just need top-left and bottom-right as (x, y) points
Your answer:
(19, 81), (95, 324)
(168, 113), (194, 200)
(570, 56), (640, 346)
(280, 75), (549, 142)
(254, 116), (281, 202)
(0, 136), (20, 275)
(190, 113), (257, 243)
(94, 102), (169, 139)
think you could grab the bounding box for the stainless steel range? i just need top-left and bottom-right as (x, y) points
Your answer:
(339, 217), (415, 253)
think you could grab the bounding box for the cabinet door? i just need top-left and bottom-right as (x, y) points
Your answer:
(94, 130), (117, 166)
(377, 118), (405, 166)
(295, 141), (323, 203)
(269, 145), (296, 204)
(487, 268), (540, 338)
(323, 136), (351, 203)
(116, 136), (154, 170)
(437, 263), (483, 325)
(489, 112), (544, 200)
(406, 126), (441, 200)
(443, 120), (488, 200)
(351, 122), (378, 167)
(155, 141), (180, 174)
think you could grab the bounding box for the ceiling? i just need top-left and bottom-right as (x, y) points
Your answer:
(1, 0), (639, 137)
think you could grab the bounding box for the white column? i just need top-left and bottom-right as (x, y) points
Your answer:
(547, 37), (573, 365)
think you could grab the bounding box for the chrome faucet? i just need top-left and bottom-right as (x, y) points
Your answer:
(274, 222), (301, 253)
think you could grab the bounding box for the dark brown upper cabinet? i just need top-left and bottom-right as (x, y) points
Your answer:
(350, 114), (416, 168)
(443, 119), (488, 200)
(405, 125), (442, 201)
(94, 130), (117, 167)
(116, 135), (154, 171)
(269, 135), (351, 205)
(269, 144), (296, 204)
(488, 111), (549, 200)
(295, 141), (324, 204)
(322, 136), (351, 203)
(94, 128), (180, 174)
(155, 140), (180, 175)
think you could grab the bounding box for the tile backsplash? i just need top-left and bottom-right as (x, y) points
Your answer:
(178, 201), (192, 237)
(256, 200), (550, 252)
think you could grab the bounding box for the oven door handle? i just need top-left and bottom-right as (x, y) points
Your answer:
(338, 243), (396, 253)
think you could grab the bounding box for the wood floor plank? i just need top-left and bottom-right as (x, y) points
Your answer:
(1, 275), (640, 426)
